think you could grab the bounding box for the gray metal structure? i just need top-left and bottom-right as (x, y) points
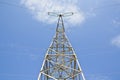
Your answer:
(38, 12), (86, 80)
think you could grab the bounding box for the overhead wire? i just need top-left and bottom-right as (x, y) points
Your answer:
(0, 1), (120, 11)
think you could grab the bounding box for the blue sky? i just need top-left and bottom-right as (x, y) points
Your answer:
(0, 0), (120, 80)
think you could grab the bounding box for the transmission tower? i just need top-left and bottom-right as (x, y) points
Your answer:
(38, 12), (86, 80)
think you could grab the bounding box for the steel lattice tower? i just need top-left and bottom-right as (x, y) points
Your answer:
(38, 12), (86, 80)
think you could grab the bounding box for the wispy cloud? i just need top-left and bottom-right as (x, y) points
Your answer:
(21, 0), (85, 26)
(112, 35), (120, 47)
(113, 18), (120, 27)
(87, 74), (110, 80)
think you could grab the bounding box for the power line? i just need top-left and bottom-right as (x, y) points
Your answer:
(0, 1), (120, 11)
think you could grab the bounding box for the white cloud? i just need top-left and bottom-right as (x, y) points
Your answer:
(87, 74), (110, 80)
(113, 19), (120, 27)
(21, 0), (85, 27)
(112, 35), (120, 47)
(29, 54), (39, 60)
(114, 0), (120, 3)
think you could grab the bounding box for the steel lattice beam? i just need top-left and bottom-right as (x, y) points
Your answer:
(38, 13), (86, 80)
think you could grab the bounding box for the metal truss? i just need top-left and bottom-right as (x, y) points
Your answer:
(38, 13), (86, 80)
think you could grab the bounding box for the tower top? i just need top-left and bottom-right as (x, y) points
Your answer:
(48, 12), (74, 32)
(48, 12), (74, 17)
